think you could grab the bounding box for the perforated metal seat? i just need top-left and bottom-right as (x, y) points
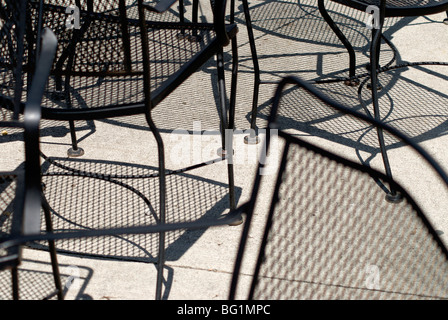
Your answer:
(2, 0), (240, 300)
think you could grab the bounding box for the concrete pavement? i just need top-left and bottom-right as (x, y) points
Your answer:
(2, 0), (448, 301)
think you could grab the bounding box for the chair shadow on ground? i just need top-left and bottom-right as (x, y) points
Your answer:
(95, 48), (235, 136)
(0, 258), (93, 300)
(234, 0), (420, 82)
(232, 0), (448, 169)
(253, 69), (448, 181)
(32, 157), (241, 299)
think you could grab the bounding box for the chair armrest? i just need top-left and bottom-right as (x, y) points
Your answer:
(142, 0), (178, 13)
(22, 27), (58, 235)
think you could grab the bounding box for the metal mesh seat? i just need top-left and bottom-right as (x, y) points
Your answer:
(2, 0), (240, 300)
(0, 0), (62, 299)
(32, 3), (223, 111)
(35, 155), (234, 263)
(15, 0), (238, 157)
(229, 76), (448, 300)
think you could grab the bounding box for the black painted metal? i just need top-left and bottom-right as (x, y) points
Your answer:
(0, 0), (239, 300)
(319, 0), (448, 197)
(240, 0), (448, 139)
(318, 0), (358, 85)
(0, 2), (62, 299)
(332, 0), (448, 17)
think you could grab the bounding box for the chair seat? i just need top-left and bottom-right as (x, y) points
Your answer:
(331, 0), (448, 17)
(0, 4), (238, 121)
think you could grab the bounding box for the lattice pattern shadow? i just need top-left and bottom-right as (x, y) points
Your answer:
(251, 140), (448, 299)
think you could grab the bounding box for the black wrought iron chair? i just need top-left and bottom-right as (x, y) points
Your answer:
(0, 0), (62, 298)
(29, 0), (237, 158)
(229, 76), (448, 299)
(184, 0), (259, 144)
(320, 0), (448, 81)
(0, 0), (241, 300)
(238, 1), (448, 141)
(316, 0), (448, 202)
(31, 0), (238, 208)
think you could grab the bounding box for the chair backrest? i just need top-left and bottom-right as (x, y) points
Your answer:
(229, 76), (448, 299)
(1, 27), (57, 271)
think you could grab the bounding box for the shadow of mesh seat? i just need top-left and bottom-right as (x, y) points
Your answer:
(314, 0), (448, 203)
(229, 76), (448, 300)
(0, 0), (240, 300)
(0, 0), (62, 299)
(21, 0), (238, 155)
(319, 0), (448, 78)
(36, 155), (235, 262)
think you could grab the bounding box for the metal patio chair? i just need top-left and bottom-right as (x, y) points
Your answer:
(0, 0), (62, 298)
(0, 0), (241, 300)
(319, 0), (448, 83)
(229, 76), (448, 299)
(185, 0), (259, 144)
(33, 0), (238, 210)
(317, 0), (448, 201)
(237, 1), (448, 139)
(29, 0), (237, 159)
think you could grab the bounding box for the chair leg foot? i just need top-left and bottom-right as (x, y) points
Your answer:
(228, 213), (244, 226)
(67, 147), (85, 157)
(367, 82), (383, 91)
(344, 79), (360, 86)
(244, 134), (260, 145)
(385, 191), (403, 203)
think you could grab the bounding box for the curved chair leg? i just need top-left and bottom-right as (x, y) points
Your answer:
(41, 197), (64, 300)
(318, 0), (359, 86)
(183, 1), (240, 221)
(241, 0), (261, 145)
(369, 15), (401, 203)
(144, 111), (167, 300)
(216, 48), (241, 225)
